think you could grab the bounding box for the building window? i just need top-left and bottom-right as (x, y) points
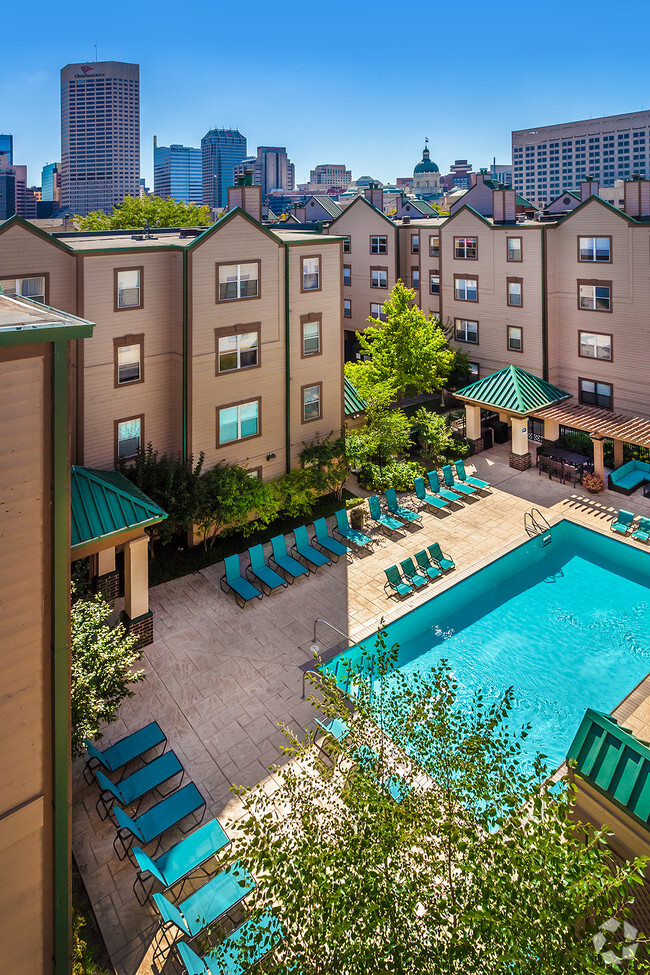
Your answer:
(507, 237), (522, 262)
(508, 326), (523, 352)
(371, 268), (388, 288)
(578, 281), (611, 311)
(429, 235), (440, 257)
(579, 378), (612, 410)
(301, 256), (321, 292)
(579, 331), (612, 360)
(115, 267), (142, 309)
(342, 236), (351, 253)
(454, 318), (478, 344)
(411, 234), (419, 254)
(454, 236), (478, 259)
(0, 275), (46, 303)
(507, 278), (523, 306)
(115, 415), (143, 461)
(468, 361), (480, 380)
(343, 299), (351, 318)
(454, 276), (478, 301)
(370, 302), (387, 322)
(578, 236), (611, 262)
(430, 272), (440, 295)
(302, 383), (322, 422)
(114, 335), (144, 385)
(412, 269), (420, 290)
(217, 262), (259, 301)
(343, 265), (351, 286)
(301, 315), (321, 357)
(216, 327), (260, 373)
(370, 235), (388, 254)
(218, 399), (260, 444)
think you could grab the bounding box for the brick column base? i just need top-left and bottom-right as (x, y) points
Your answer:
(94, 570), (121, 602)
(509, 451), (531, 471)
(121, 609), (154, 648)
(468, 437), (484, 454)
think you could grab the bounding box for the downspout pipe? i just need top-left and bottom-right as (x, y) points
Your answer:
(182, 249), (188, 461)
(541, 225), (548, 381)
(284, 242), (291, 473)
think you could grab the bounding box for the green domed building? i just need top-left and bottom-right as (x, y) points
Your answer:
(412, 142), (442, 201)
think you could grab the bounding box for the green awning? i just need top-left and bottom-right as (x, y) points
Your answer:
(71, 466), (167, 550)
(344, 377), (367, 417)
(455, 365), (571, 416)
(568, 708), (650, 829)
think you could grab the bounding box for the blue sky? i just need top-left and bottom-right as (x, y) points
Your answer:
(3, 0), (649, 190)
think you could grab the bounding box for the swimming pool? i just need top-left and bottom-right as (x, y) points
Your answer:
(323, 520), (650, 772)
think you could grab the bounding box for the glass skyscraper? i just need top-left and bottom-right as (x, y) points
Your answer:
(153, 140), (202, 204)
(41, 162), (61, 202)
(201, 129), (247, 209)
(0, 134), (13, 164)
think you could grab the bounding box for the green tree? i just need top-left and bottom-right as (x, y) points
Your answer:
(412, 407), (456, 463)
(71, 589), (144, 758)
(299, 432), (349, 500)
(345, 282), (455, 402)
(346, 388), (411, 470)
(195, 463), (280, 549)
(232, 628), (649, 974)
(75, 195), (211, 230)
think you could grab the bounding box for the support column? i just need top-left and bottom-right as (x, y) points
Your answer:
(543, 418), (560, 443)
(509, 417), (531, 471)
(121, 535), (153, 646)
(91, 546), (120, 601)
(465, 404), (483, 454)
(613, 439), (624, 469)
(591, 436), (605, 480)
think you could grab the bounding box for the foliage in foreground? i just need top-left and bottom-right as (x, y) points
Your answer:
(71, 588), (144, 758)
(231, 629), (649, 974)
(75, 195), (212, 230)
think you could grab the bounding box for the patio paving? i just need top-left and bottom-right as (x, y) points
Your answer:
(71, 442), (650, 974)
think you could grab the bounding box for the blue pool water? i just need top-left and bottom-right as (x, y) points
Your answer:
(324, 521), (650, 771)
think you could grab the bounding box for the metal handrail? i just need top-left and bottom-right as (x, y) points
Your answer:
(303, 618), (357, 699)
(524, 507), (552, 540)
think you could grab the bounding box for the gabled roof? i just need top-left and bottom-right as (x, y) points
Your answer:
(555, 191), (637, 226)
(327, 193), (395, 230)
(71, 466), (167, 550)
(307, 195), (343, 218)
(0, 213), (75, 254)
(547, 190), (580, 207)
(401, 199), (438, 216)
(344, 377), (366, 417)
(455, 365), (571, 416)
(568, 708), (650, 829)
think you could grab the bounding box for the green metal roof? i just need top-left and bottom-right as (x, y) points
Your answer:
(567, 708), (650, 829)
(71, 466), (167, 550)
(344, 377), (367, 417)
(454, 365), (571, 416)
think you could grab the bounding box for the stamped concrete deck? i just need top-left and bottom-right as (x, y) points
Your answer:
(72, 443), (650, 974)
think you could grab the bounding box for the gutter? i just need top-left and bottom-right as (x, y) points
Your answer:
(541, 225), (548, 381)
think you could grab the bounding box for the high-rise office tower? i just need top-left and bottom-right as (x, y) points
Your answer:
(60, 61), (140, 215)
(153, 139), (202, 204)
(0, 154), (16, 219)
(0, 134), (13, 164)
(233, 146), (295, 201)
(201, 128), (247, 209)
(41, 162), (62, 202)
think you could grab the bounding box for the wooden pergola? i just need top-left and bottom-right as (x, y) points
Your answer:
(533, 402), (650, 476)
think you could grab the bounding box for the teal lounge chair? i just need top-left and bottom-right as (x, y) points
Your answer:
(132, 817), (230, 906)
(269, 534), (308, 583)
(313, 517), (350, 560)
(454, 458), (490, 491)
(427, 542), (455, 573)
(414, 476), (448, 512)
(153, 861), (255, 944)
(384, 487), (422, 524)
(384, 565), (413, 599)
(612, 509), (635, 535)
(220, 554), (263, 608)
(400, 557), (428, 589)
(368, 495), (403, 535)
(415, 550), (443, 581)
(334, 509), (373, 550)
(176, 912), (283, 975)
(291, 524), (331, 571)
(83, 720), (166, 783)
(427, 469), (462, 504)
(95, 750), (184, 822)
(315, 715), (350, 744)
(246, 544), (288, 594)
(632, 516), (650, 543)
(442, 464), (477, 497)
(113, 782), (206, 862)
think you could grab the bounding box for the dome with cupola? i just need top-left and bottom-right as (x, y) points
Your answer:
(411, 140), (442, 200)
(414, 144), (439, 175)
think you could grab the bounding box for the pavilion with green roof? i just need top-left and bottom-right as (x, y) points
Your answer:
(454, 365), (572, 470)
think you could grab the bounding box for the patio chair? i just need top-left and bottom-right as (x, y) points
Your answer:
(454, 459), (491, 491)
(113, 782), (206, 862)
(562, 462), (581, 487)
(94, 750), (184, 822)
(313, 517), (350, 560)
(384, 487), (422, 525)
(83, 720), (167, 784)
(399, 557), (428, 589)
(632, 516), (650, 543)
(269, 534), (308, 583)
(291, 524), (331, 571)
(132, 817), (230, 906)
(415, 550), (443, 582)
(384, 564), (413, 599)
(427, 542), (455, 573)
(334, 508), (373, 550)
(368, 495), (403, 536)
(427, 469), (463, 504)
(442, 464), (477, 497)
(315, 715), (350, 764)
(152, 861), (255, 946)
(246, 544), (288, 594)
(414, 476), (448, 512)
(220, 554), (263, 608)
(611, 509), (635, 535)
(350, 745), (410, 804)
(176, 911), (283, 975)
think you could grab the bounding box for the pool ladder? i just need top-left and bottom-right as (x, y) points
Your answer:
(524, 508), (552, 546)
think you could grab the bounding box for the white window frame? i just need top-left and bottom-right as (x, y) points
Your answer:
(455, 278), (478, 301)
(508, 326), (523, 352)
(0, 275), (46, 302)
(430, 273), (440, 295)
(302, 320), (321, 356)
(117, 269), (141, 308)
(454, 318), (478, 344)
(370, 302), (388, 323)
(218, 400), (260, 444)
(117, 343), (141, 384)
(117, 417), (142, 459)
(507, 281), (522, 306)
(302, 384), (322, 421)
(371, 269), (388, 288)
(218, 331), (259, 373)
(218, 263), (259, 301)
(579, 331), (612, 360)
(578, 237), (611, 262)
(370, 235), (388, 254)
(579, 283), (611, 311)
(454, 236), (478, 259)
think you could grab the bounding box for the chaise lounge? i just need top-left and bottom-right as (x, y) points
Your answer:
(608, 460), (650, 495)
